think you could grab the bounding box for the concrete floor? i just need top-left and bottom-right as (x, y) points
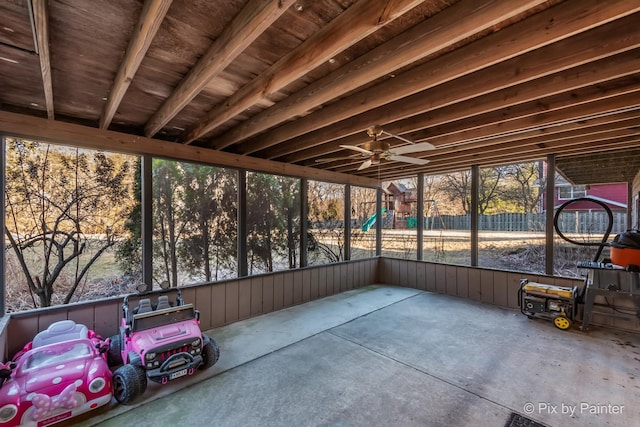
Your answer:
(71, 285), (640, 427)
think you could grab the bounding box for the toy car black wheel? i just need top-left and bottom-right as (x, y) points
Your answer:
(107, 334), (123, 366)
(113, 364), (142, 404)
(134, 364), (148, 394)
(199, 338), (220, 370)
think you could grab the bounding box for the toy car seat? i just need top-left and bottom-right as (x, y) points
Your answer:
(135, 298), (153, 314)
(32, 320), (89, 348)
(155, 295), (170, 310)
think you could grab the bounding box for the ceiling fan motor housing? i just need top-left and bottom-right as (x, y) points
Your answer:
(361, 140), (389, 153)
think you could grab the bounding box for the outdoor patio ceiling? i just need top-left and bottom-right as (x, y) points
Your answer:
(1, 0), (640, 182)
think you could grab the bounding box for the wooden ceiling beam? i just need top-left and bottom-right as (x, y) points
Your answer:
(243, 0), (640, 157)
(283, 50), (640, 163)
(144, 0), (297, 137)
(366, 130), (640, 175)
(352, 117), (640, 173)
(324, 113), (640, 173)
(212, 0), (549, 150)
(369, 138), (640, 180)
(306, 78), (640, 168)
(328, 117), (640, 174)
(180, 0), (426, 144)
(100, 0), (173, 130)
(31, 0), (53, 119)
(267, 13), (640, 160)
(0, 111), (378, 188)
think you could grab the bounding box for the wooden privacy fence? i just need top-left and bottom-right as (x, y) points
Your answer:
(430, 212), (627, 233)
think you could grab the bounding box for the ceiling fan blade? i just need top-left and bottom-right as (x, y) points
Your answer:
(357, 159), (373, 170)
(390, 142), (435, 155)
(340, 144), (373, 155)
(387, 155), (429, 165)
(382, 130), (416, 145)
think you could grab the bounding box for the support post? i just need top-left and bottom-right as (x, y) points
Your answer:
(0, 136), (5, 314)
(417, 173), (424, 261)
(471, 165), (479, 267)
(546, 154), (556, 275)
(627, 180), (633, 229)
(238, 170), (248, 277)
(344, 184), (351, 261)
(141, 154), (153, 290)
(376, 187), (382, 256)
(300, 178), (308, 267)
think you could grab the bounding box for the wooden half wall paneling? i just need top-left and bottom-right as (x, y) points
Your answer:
(250, 277), (263, 317)
(317, 267), (327, 298)
(292, 270), (303, 305)
(238, 280), (252, 320)
(457, 267), (469, 299)
(225, 280), (240, 324)
(435, 264), (447, 294)
(262, 275), (274, 314)
(3, 259), (379, 358)
(468, 267), (482, 301)
(379, 258), (639, 333)
(413, 262), (424, 290)
(445, 265), (457, 296)
(425, 263), (436, 292)
(4, 258), (636, 358)
(309, 268), (318, 300)
(210, 284), (226, 328)
(273, 273), (284, 311)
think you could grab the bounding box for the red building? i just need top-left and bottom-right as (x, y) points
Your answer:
(542, 176), (627, 213)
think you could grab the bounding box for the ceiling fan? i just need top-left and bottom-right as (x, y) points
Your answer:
(316, 125), (435, 171)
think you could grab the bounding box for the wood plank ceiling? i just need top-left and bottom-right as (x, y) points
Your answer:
(1, 0), (640, 185)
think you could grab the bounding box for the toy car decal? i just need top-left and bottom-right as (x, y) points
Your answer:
(30, 383), (78, 421)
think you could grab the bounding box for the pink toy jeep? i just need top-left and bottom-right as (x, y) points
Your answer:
(0, 320), (112, 427)
(108, 282), (219, 404)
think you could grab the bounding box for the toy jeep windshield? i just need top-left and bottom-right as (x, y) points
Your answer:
(132, 303), (196, 331)
(109, 281), (219, 404)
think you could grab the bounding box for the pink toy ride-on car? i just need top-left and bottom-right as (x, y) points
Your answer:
(108, 281), (220, 404)
(0, 320), (112, 427)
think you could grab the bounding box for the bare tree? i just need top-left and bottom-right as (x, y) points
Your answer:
(503, 162), (544, 213)
(307, 181), (345, 263)
(5, 140), (133, 308)
(441, 168), (504, 214)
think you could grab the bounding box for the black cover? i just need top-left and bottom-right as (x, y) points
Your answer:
(611, 230), (640, 249)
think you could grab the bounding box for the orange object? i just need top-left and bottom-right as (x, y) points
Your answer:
(610, 246), (640, 268)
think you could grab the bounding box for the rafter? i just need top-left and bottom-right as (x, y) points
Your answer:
(311, 107), (640, 173)
(100, 0), (173, 130)
(325, 93), (640, 176)
(180, 0), (426, 145)
(368, 137), (640, 180)
(31, 0), (53, 119)
(238, 0), (640, 157)
(282, 50), (640, 164)
(144, 0), (297, 137)
(333, 118), (640, 175)
(262, 11), (640, 162)
(211, 0), (549, 151)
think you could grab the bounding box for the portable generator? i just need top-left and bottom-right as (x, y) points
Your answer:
(518, 279), (579, 330)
